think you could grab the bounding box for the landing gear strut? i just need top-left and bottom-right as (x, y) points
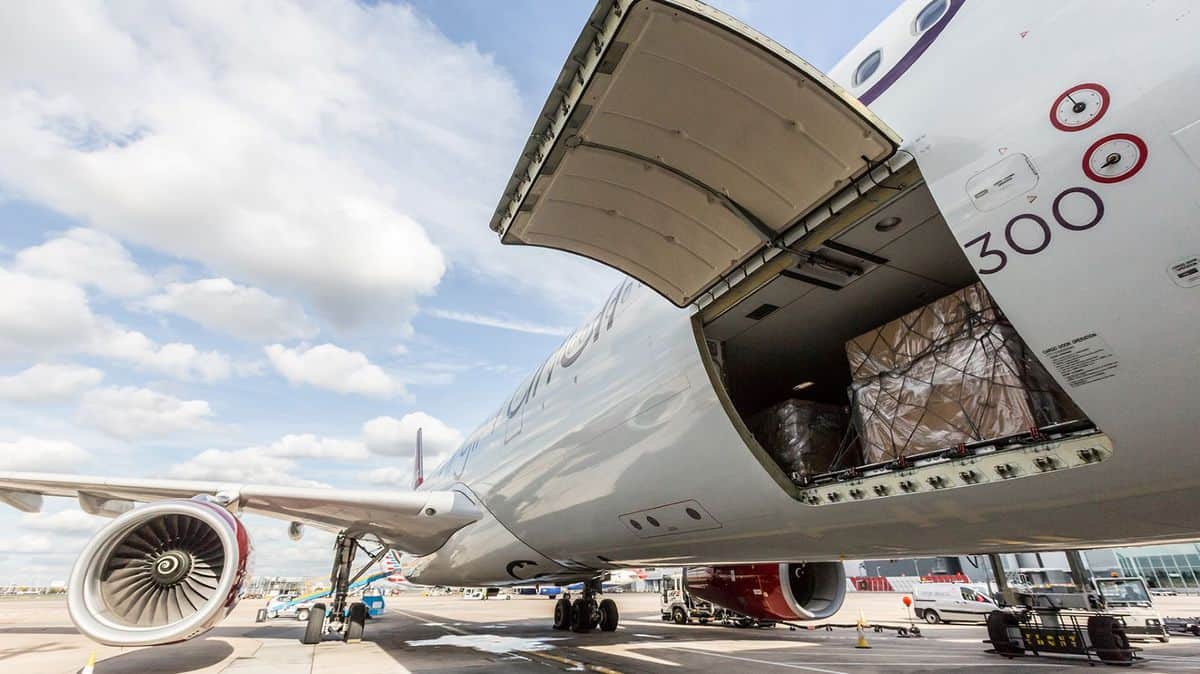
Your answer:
(299, 531), (390, 645)
(552, 578), (619, 633)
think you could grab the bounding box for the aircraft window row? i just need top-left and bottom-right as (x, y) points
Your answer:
(853, 0), (946, 89)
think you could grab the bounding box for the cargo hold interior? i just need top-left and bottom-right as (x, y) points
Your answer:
(696, 176), (1093, 483)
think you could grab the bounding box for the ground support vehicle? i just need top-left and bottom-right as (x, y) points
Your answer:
(1091, 577), (1168, 643)
(660, 573), (723, 625)
(913, 583), (998, 624)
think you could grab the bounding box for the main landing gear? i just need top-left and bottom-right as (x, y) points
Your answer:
(299, 531), (391, 645)
(552, 578), (619, 633)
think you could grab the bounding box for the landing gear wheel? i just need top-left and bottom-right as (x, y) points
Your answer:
(598, 598), (619, 632)
(672, 607), (688, 625)
(301, 603), (326, 645)
(553, 597), (572, 630)
(344, 602), (367, 642)
(571, 597), (597, 632)
(1088, 614), (1133, 663)
(296, 608), (310, 622)
(299, 531), (391, 645)
(924, 610), (941, 624)
(986, 610), (1023, 656)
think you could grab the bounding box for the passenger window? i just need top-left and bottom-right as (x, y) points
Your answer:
(853, 50), (882, 87)
(913, 0), (949, 34)
(912, 0), (950, 34)
(960, 587), (975, 601)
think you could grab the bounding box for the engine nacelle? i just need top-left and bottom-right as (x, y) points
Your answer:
(68, 498), (251, 646)
(685, 562), (845, 621)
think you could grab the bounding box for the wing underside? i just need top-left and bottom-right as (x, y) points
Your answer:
(0, 471), (481, 555)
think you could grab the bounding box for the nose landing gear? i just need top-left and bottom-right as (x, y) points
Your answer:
(551, 578), (620, 633)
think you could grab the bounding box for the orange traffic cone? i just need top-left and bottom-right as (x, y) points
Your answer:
(855, 609), (871, 649)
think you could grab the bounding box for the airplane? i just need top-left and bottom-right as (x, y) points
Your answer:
(381, 551), (426, 592)
(1, 0), (1198, 649)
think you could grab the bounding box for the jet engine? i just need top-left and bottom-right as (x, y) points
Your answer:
(685, 562), (845, 621)
(67, 498), (251, 646)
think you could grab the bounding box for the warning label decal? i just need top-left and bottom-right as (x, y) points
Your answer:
(1042, 333), (1119, 388)
(1169, 255), (1200, 288)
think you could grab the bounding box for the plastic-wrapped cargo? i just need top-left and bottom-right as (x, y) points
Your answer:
(846, 282), (1083, 465)
(747, 400), (849, 479)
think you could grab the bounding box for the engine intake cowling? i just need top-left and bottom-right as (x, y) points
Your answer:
(685, 562), (845, 621)
(68, 498), (251, 646)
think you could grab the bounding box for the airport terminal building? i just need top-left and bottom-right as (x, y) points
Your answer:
(851, 544), (1200, 594)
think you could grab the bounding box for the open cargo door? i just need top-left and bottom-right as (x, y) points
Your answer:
(491, 0), (900, 307)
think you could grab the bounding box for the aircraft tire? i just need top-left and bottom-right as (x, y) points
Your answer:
(1088, 615), (1133, 663)
(301, 604), (326, 645)
(985, 610), (1023, 656)
(599, 598), (619, 632)
(571, 598), (596, 633)
(344, 602), (367, 642)
(553, 597), (572, 630)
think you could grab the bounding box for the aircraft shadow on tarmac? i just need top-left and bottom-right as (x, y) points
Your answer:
(91, 639), (234, 674)
(0, 627), (79, 635)
(0, 639), (76, 661)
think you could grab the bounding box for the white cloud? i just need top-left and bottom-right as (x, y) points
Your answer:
(362, 412), (462, 458)
(14, 228), (154, 297)
(0, 0), (626, 331)
(91, 324), (231, 382)
(0, 267), (230, 382)
(258, 433), (367, 461)
(266, 343), (404, 398)
(0, 535), (54, 554)
(0, 1), (481, 329)
(144, 278), (318, 342)
(0, 363), (103, 402)
(77, 386), (212, 440)
(426, 308), (571, 336)
(169, 448), (328, 488)
(0, 436), (90, 471)
(0, 267), (95, 352)
(21, 510), (105, 534)
(361, 466), (411, 487)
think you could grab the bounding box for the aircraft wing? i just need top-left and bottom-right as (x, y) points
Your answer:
(0, 471), (481, 556)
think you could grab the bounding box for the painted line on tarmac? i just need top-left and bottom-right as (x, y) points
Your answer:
(392, 607), (624, 674)
(671, 649), (850, 674)
(670, 648), (1075, 671)
(581, 639), (813, 669)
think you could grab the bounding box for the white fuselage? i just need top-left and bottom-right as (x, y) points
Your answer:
(406, 0), (1200, 586)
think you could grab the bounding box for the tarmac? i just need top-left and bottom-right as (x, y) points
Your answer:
(5, 592), (1200, 673)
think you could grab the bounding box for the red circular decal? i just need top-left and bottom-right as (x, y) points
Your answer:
(1082, 133), (1148, 184)
(1050, 83), (1110, 132)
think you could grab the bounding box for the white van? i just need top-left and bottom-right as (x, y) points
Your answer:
(913, 583), (997, 624)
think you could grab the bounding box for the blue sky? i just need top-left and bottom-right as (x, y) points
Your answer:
(0, 0), (900, 581)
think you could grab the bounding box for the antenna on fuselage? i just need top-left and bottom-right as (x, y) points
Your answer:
(412, 427), (424, 490)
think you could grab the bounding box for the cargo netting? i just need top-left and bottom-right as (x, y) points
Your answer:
(747, 399), (850, 480)
(844, 282), (1083, 466)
